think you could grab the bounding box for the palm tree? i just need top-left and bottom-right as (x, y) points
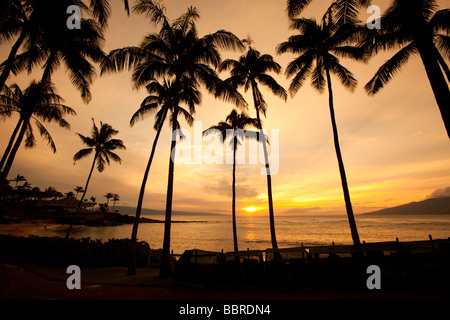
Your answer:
(287, 0), (371, 25)
(11, 174), (26, 188)
(104, 192), (114, 210)
(74, 186), (84, 199)
(89, 196), (97, 212)
(126, 77), (200, 275)
(0, 81), (76, 185)
(219, 45), (287, 251)
(277, 7), (367, 246)
(0, 0), (105, 103)
(65, 191), (75, 198)
(65, 119), (126, 238)
(112, 193), (120, 212)
(203, 109), (259, 252)
(363, 0), (450, 140)
(101, 0), (246, 278)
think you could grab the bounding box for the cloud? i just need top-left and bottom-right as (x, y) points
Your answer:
(427, 187), (450, 199)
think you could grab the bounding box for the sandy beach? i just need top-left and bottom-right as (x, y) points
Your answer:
(0, 220), (55, 238)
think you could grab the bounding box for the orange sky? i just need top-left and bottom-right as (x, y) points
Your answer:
(1, 0), (450, 216)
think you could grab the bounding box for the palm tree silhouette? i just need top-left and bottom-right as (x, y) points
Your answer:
(363, 0), (450, 139)
(0, 81), (76, 185)
(101, 1), (245, 278)
(104, 192), (114, 210)
(0, 0), (105, 103)
(219, 44), (287, 250)
(65, 119), (126, 238)
(278, 6), (367, 246)
(11, 174), (26, 188)
(89, 196), (97, 212)
(127, 78), (200, 276)
(112, 193), (120, 212)
(203, 109), (259, 252)
(74, 186), (84, 199)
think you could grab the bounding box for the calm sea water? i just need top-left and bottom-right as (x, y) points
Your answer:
(33, 214), (450, 254)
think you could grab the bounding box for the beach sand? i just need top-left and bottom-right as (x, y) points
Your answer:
(0, 220), (54, 237)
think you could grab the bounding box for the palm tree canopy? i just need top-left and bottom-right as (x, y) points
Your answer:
(363, 0), (450, 95)
(277, 11), (367, 96)
(203, 109), (260, 149)
(101, 0), (247, 109)
(130, 77), (199, 131)
(4, 0), (105, 103)
(73, 119), (126, 172)
(0, 81), (76, 152)
(219, 46), (287, 118)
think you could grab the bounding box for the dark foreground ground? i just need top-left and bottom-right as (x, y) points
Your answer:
(1, 258), (449, 301)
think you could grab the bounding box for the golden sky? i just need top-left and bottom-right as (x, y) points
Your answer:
(1, 0), (450, 216)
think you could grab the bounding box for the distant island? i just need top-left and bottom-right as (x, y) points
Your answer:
(363, 197), (450, 216)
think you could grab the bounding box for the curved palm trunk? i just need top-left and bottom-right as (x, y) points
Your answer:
(251, 82), (278, 250)
(66, 153), (97, 238)
(0, 118), (24, 172)
(0, 29), (26, 90)
(232, 140), (238, 252)
(127, 123), (163, 276)
(325, 66), (361, 247)
(160, 108), (179, 279)
(416, 38), (450, 140)
(0, 117), (27, 185)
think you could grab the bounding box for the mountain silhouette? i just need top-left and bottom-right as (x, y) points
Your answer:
(363, 197), (450, 216)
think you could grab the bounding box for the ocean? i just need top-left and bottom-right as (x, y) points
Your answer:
(33, 214), (450, 254)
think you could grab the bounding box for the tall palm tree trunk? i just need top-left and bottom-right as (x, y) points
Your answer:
(0, 28), (26, 90)
(0, 118), (23, 172)
(251, 82), (278, 250)
(232, 140), (238, 252)
(128, 123), (163, 276)
(325, 66), (361, 246)
(66, 153), (97, 238)
(160, 109), (179, 279)
(0, 117), (27, 184)
(416, 38), (450, 140)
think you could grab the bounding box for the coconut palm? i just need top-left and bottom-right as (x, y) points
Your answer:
(277, 7), (367, 246)
(11, 174), (26, 188)
(0, 81), (76, 185)
(74, 186), (84, 199)
(65, 119), (126, 238)
(0, 0), (105, 103)
(203, 109), (260, 252)
(127, 78), (200, 276)
(65, 191), (75, 198)
(363, 0), (450, 140)
(101, 0), (246, 278)
(104, 192), (114, 210)
(112, 193), (120, 211)
(219, 45), (287, 251)
(287, 0), (371, 25)
(89, 196), (97, 212)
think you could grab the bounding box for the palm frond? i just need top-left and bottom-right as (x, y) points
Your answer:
(34, 119), (57, 153)
(286, 0), (313, 19)
(365, 42), (417, 95)
(73, 148), (94, 163)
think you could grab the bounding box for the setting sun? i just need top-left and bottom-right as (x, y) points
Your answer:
(244, 206), (257, 213)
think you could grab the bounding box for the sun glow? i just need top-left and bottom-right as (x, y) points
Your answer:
(244, 206), (257, 213)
